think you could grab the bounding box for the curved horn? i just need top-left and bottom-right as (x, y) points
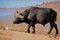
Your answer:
(17, 10), (19, 13)
(16, 11), (23, 15)
(17, 11), (19, 14)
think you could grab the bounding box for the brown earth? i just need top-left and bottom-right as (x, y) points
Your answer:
(0, 1), (60, 40)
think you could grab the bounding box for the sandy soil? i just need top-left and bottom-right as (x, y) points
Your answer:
(0, 23), (60, 40)
(0, 29), (60, 40)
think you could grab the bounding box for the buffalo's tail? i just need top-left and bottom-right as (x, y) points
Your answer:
(51, 9), (57, 22)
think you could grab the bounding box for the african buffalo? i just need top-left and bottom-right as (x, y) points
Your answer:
(13, 7), (58, 37)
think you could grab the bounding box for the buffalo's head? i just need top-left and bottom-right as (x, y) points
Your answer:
(13, 17), (30, 24)
(13, 10), (30, 24)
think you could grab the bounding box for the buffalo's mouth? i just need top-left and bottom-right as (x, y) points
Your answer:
(13, 21), (20, 24)
(13, 19), (19, 24)
(13, 18), (24, 24)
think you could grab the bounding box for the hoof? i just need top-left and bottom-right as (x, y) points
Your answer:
(48, 32), (50, 34)
(27, 30), (30, 33)
(48, 34), (58, 38)
(32, 31), (35, 34)
(54, 34), (58, 38)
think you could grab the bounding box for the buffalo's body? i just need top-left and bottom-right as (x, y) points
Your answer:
(21, 7), (57, 25)
(14, 7), (58, 36)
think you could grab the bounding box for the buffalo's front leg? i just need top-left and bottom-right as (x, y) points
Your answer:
(27, 24), (31, 33)
(27, 22), (33, 33)
(32, 25), (35, 34)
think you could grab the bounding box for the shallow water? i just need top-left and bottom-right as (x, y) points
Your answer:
(0, 10), (16, 24)
(0, 10), (16, 16)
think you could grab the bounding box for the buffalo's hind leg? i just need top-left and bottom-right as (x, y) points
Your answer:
(48, 22), (58, 38)
(48, 22), (54, 34)
(53, 22), (58, 38)
(48, 22), (54, 38)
